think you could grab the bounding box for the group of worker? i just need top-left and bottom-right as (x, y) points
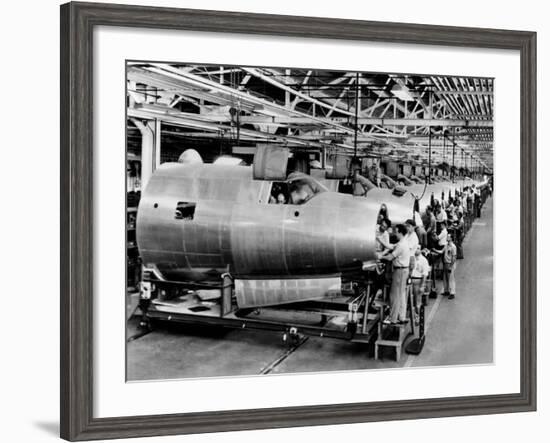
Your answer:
(375, 184), (489, 326)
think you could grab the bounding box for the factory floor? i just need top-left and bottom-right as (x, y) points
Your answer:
(126, 197), (493, 381)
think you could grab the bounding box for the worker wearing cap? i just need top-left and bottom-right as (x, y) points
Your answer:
(382, 224), (411, 325)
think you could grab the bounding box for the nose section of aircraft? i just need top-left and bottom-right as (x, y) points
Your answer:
(281, 192), (380, 275)
(333, 196), (380, 269)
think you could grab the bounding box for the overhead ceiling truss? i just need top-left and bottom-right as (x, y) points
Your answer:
(127, 63), (494, 171)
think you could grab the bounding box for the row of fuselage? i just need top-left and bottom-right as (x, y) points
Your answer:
(136, 160), (488, 281)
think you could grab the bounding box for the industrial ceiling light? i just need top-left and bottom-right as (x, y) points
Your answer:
(390, 83), (416, 101)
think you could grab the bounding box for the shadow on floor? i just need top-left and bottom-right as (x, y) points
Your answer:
(32, 421), (59, 437)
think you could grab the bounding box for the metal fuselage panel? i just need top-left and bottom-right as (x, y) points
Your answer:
(368, 181), (467, 224)
(137, 163), (379, 278)
(137, 163), (486, 280)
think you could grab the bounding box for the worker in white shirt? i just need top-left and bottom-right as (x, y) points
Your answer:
(447, 204), (457, 223)
(381, 224), (411, 325)
(428, 220), (448, 285)
(404, 219), (420, 257)
(454, 198), (464, 217)
(461, 192), (468, 211)
(410, 246), (431, 324)
(435, 203), (447, 222)
(434, 204), (447, 235)
(437, 220), (448, 247)
(375, 217), (393, 257)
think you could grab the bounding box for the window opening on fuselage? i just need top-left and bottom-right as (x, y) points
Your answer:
(268, 182), (290, 204)
(175, 202), (196, 220)
(267, 173), (328, 205)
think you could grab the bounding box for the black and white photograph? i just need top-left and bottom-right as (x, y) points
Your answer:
(1, 0), (544, 441)
(125, 62), (494, 381)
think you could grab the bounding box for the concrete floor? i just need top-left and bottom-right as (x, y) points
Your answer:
(127, 198), (493, 381)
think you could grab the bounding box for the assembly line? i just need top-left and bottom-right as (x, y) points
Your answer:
(125, 64), (494, 378)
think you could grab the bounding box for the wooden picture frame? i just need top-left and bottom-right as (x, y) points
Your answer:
(60, 2), (537, 440)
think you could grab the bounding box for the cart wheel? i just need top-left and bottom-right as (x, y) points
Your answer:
(138, 321), (150, 332)
(139, 317), (156, 331)
(289, 333), (300, 347)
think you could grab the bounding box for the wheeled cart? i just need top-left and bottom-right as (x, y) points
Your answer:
(138, 269), (383, 349)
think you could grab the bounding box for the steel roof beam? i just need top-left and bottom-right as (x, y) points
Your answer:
(243, 67), (356, 118)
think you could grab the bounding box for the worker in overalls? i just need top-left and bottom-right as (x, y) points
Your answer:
(442, 234), (458, 299)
